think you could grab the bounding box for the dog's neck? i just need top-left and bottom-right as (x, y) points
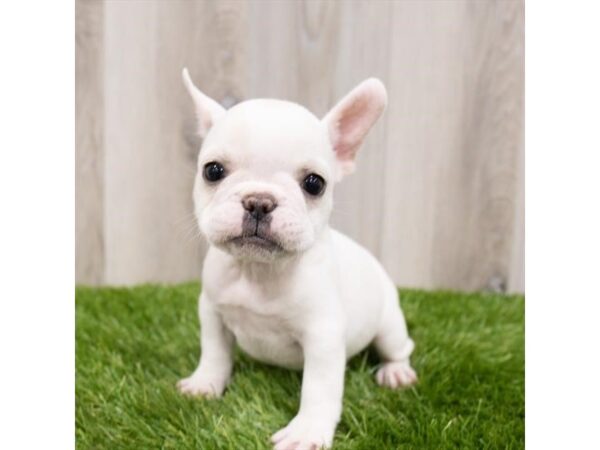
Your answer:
(232, 255), (301, 284)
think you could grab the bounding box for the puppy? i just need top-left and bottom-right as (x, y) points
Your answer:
(177, 68), (417, 450)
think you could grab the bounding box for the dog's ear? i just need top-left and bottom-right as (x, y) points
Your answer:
(322, 78), (387, 178)
(182, 68), (226, 138)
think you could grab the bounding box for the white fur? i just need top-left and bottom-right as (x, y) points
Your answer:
(177, 69), (416, 449)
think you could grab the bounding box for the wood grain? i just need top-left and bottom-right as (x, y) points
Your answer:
(76, 0), (525, 292)
(101, 0), (250, 285)
(76, 0), (104, 284)
(380, 0), (525, 291)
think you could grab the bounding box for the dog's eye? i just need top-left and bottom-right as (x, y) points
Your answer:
(301, 173), (326, 196)
(203, 162), (226, 182)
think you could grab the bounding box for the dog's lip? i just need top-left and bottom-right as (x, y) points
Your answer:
(229, 234), (283, 251)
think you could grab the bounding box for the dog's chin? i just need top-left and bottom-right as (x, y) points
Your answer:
(217, 234), (289, 262)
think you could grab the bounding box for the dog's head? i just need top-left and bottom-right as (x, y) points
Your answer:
(183, 69), (387, 262)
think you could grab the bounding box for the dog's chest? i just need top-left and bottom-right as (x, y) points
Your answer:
(212, 277), (304, 369)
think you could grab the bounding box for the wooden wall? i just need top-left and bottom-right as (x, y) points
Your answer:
(76, 0), (524, 292)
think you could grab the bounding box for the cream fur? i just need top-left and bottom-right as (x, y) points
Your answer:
(177, 69), (416, 450)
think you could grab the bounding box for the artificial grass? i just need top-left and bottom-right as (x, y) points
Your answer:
(76, 282), (524, 449)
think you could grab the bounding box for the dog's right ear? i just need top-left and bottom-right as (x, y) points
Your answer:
(322, 78), (387, 180)
(182, 68), (226, 138)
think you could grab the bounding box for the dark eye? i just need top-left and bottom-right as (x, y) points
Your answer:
(203, 162), (226, 182)
(302, 173), (326, 196)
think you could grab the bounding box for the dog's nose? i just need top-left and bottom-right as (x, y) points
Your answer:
(242, 194), (277, 221)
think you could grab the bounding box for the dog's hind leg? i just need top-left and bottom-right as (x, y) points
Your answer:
(372, 288), (418, 388)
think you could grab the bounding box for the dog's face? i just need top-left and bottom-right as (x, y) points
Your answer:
(192, 100), (335, 261)
(183, 69), (387, 262)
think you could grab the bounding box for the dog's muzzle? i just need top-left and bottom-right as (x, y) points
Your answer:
(232, 194), (281, 251)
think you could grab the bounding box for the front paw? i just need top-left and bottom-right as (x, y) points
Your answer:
(271, 414), (335, 450)
(176, 371), (228, 398)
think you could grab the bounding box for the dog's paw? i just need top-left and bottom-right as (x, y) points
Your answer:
(176, 372), (227, 398)
(375, 361), (418, 389)
(271, 414), (335, 450)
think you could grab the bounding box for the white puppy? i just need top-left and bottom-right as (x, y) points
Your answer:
(177, 68), (417, 450)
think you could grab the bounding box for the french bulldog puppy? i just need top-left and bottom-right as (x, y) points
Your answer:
(177, 68), (417, 450)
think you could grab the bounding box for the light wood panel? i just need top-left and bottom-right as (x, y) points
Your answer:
(101, 0), (249, 285)
(76, 0), (524, 292)
(76, 0), (104, 284)
(380, 0), (525, 291)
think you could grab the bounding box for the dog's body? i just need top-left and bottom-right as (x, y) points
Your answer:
(201, 228), (413, 371)
(178, 69), (416, 449)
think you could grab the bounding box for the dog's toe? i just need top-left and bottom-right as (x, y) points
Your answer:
(375, 361), (418, 389)
(271, 414), (334, 450)
(176, 375), (223, 397)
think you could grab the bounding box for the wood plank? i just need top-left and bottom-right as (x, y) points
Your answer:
(103, 1), (248, 284)
(75, 0), (104, 285)
(382, 0), (525, 291)
(328, 1), (394, 256)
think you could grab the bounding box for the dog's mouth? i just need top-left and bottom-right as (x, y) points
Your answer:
(228, 233), (283, 252)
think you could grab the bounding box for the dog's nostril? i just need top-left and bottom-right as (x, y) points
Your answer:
(261, 200), (275, 214)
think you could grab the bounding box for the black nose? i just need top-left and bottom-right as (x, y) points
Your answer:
(242, 194), (277, 221)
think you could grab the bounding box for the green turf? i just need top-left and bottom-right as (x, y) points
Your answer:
(76, 282), (524, 449)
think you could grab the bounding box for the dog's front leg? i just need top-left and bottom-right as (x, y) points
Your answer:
(271, 329), (345, 450)
(177, 293), (234, 397)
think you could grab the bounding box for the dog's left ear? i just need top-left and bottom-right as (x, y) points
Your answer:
(322, 79), (387, 179)
(182, 68), (226, 138)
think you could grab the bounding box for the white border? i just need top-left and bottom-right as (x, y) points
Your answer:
(0, 1), (74, 448)
(527, 1), (600, 448)
(2, 0), (600, 448)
